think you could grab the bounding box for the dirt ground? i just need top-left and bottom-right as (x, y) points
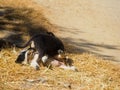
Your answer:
(35, 0), (120, 62)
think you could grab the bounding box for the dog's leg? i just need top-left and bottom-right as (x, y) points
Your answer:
(30, 53), (40, 70)
(41, 55), (48, 63)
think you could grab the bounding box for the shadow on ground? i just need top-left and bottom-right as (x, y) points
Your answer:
(0, 6), (52, 49)
(57, 26), (120, 61)
(0, 7), (119, 62)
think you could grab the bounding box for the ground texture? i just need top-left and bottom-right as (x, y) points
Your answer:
(36, 0), (120, 61)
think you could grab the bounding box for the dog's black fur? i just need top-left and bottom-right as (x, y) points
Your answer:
(15, 32), (64, 63)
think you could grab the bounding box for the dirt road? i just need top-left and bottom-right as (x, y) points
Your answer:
(35, 0), (120, 61)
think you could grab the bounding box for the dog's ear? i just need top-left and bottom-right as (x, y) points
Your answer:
(15, 50), (26, 63)
(47, 32), (55, 37)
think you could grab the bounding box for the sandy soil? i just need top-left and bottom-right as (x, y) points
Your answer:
(35, 0), (120, 61)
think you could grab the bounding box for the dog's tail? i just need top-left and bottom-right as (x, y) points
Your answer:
(15, 36), (34, 48)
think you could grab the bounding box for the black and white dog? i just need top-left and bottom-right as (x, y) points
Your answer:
(15, 32), (76, 70)
(15, 32), (64, 69)
(15, 47), (77, 71)
(15, 32), (77, 71)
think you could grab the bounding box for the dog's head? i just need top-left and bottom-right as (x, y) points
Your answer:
(15, 48), (35, 64)
(53, 50), (73, 66)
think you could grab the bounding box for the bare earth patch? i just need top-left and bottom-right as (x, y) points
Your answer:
(36, 0), (120, 61)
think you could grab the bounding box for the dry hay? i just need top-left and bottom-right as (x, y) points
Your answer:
(0, 48), (120, 90)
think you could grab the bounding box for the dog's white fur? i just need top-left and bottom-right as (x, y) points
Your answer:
(59, 65), (77, 71)
(42, 55), (48, 63)
(31, 41), (35, 48)
(30, 53), (40, 70)
(18, 49), (77, 71)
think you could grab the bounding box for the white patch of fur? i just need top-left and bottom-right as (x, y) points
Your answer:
(30, 53), (39, 70)
(58, 54), (61, 58)
(58, 49), (63, 54)
(31, 41), (35, 48)
(59, 65), (77, 71)
(65, 56), (69, 60)
(42, 55), (48, 63)
(69, 66), (77, 71)
(51, 60), (63, 67)
(21, 49), (26, 52)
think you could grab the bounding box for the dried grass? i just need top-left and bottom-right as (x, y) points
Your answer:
(0, 48), (120, 90)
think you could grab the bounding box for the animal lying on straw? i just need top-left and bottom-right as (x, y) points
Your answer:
(15, 32), (77, 71)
